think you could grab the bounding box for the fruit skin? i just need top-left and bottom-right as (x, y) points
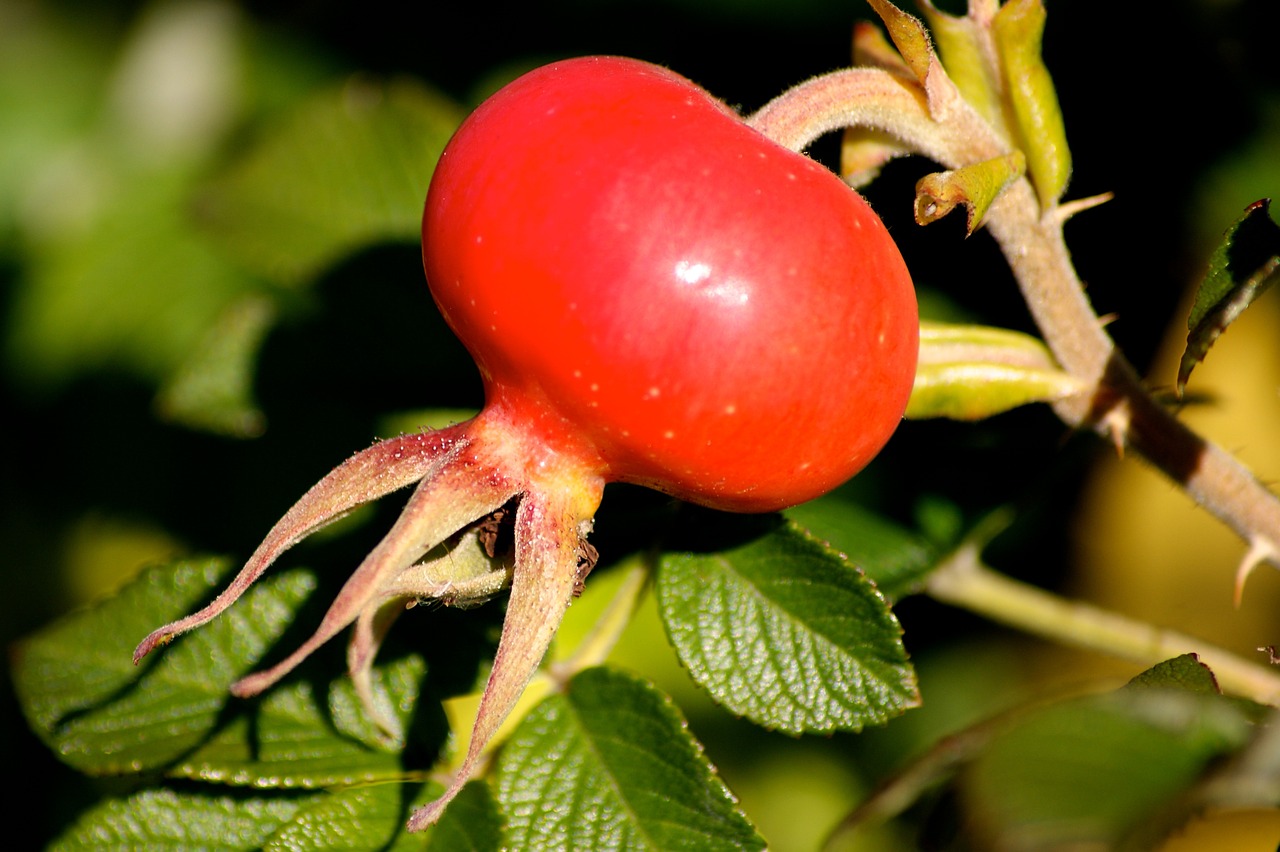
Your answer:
(424, 55), (918, 513)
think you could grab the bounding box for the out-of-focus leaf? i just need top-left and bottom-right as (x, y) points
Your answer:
(657, 521), (917, 734)
(378, 407), (481, 438)
(908, 321), (1081, 420)
(964, 686), (1254, 850)
(1125, 653), (1220, 695)
(12, 557), (314, 774)
(7, 173), (255, 388)
(0, 5), (117, 244)
(49, 788), (309, 852)
(196, 78), (464, 285)
(263, 782), (435, 852)
(1194, 710), (1280, 814)
(156, 292), (277, 437)
(1178, 199), (1280, 395)
(497, 666), (765, 851)
(785, 497), (936, 600)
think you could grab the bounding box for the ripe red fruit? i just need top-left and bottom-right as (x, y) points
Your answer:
(134, 55), (917, 830)
(426, 56), (917, 512)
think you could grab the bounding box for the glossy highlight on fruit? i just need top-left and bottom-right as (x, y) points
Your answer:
(132, 55), (918, 831)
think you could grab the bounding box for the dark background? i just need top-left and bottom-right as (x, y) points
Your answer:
(5, 0), (1279, 847)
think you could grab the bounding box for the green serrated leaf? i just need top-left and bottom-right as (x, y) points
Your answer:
(7, 172), (255, 389)
(12, 557), (315, 775)
(170, 662), (417, 789)
(784, 497), (936, 600)
(197, 78), (464, 285)
(965, 688), (1253, 849)
(907, 321), (1081, 420)
(1178, 198), (1280, 395)
(497, 666), (764, 851)
(263, 783), (434, 852)
(49, 788), (309, 852)
(657, 521), (918, 734)
(1125, 654), (1221, 695)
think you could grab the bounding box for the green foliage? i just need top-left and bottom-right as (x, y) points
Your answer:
(8, 1), (1280, 849)
(50, 789), (308, 851)
(1178, 199), (1280, 395)
(497, 667), (766, 850)
(196, 79), (464, 286)
(14, 558), (315, 774)
(963, 684), (1255, 849)
(657, 520), (918, 734)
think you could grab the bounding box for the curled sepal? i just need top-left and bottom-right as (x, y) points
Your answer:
(406, 475), (604, 831)
(348, 525), (514, 738)
(916, 0), (1005, 131)
(914, 151), (1025, 234)
(132, 425), (473, 664)
(841, 127), (913, 188)
(229, 447), (519, 700)
(853, 19), (915, 79)
(865, 0), (934, 82)
(840, 20), (922, 186)
(907, 321), (1083, 421)
(865, 0), (968, 121)
(993, 0), (1071, 210)
(1178, 199), (1280, 397)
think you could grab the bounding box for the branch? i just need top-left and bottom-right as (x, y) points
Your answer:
(749, 69), (1280, 577)
(924, 541), (1280, 705)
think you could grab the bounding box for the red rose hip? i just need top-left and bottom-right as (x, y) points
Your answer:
(133, 55), (918, 831)
(425, 55), (918, 512)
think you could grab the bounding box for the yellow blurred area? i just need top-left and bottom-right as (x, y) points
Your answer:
(1158, 808), (1280, 852)
(61, 513), (185, 605)
(1069, 281), (1280, 684)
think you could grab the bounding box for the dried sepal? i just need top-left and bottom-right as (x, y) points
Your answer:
(229, 448), (519, 700)
(406, 477), (604, 830)
(349, 522), (515, 739)
(132, 426), (472, 664)
(865, 0), (969, 122)
(914, 151), (1025, 234)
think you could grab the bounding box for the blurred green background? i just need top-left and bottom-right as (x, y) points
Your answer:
(5, 0), (1280, 848)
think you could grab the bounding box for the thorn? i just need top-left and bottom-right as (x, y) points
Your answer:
(1233, 536), (1279, 608)
(1099, 406), (1130, 459)
(1053, 191), (1114, 225)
